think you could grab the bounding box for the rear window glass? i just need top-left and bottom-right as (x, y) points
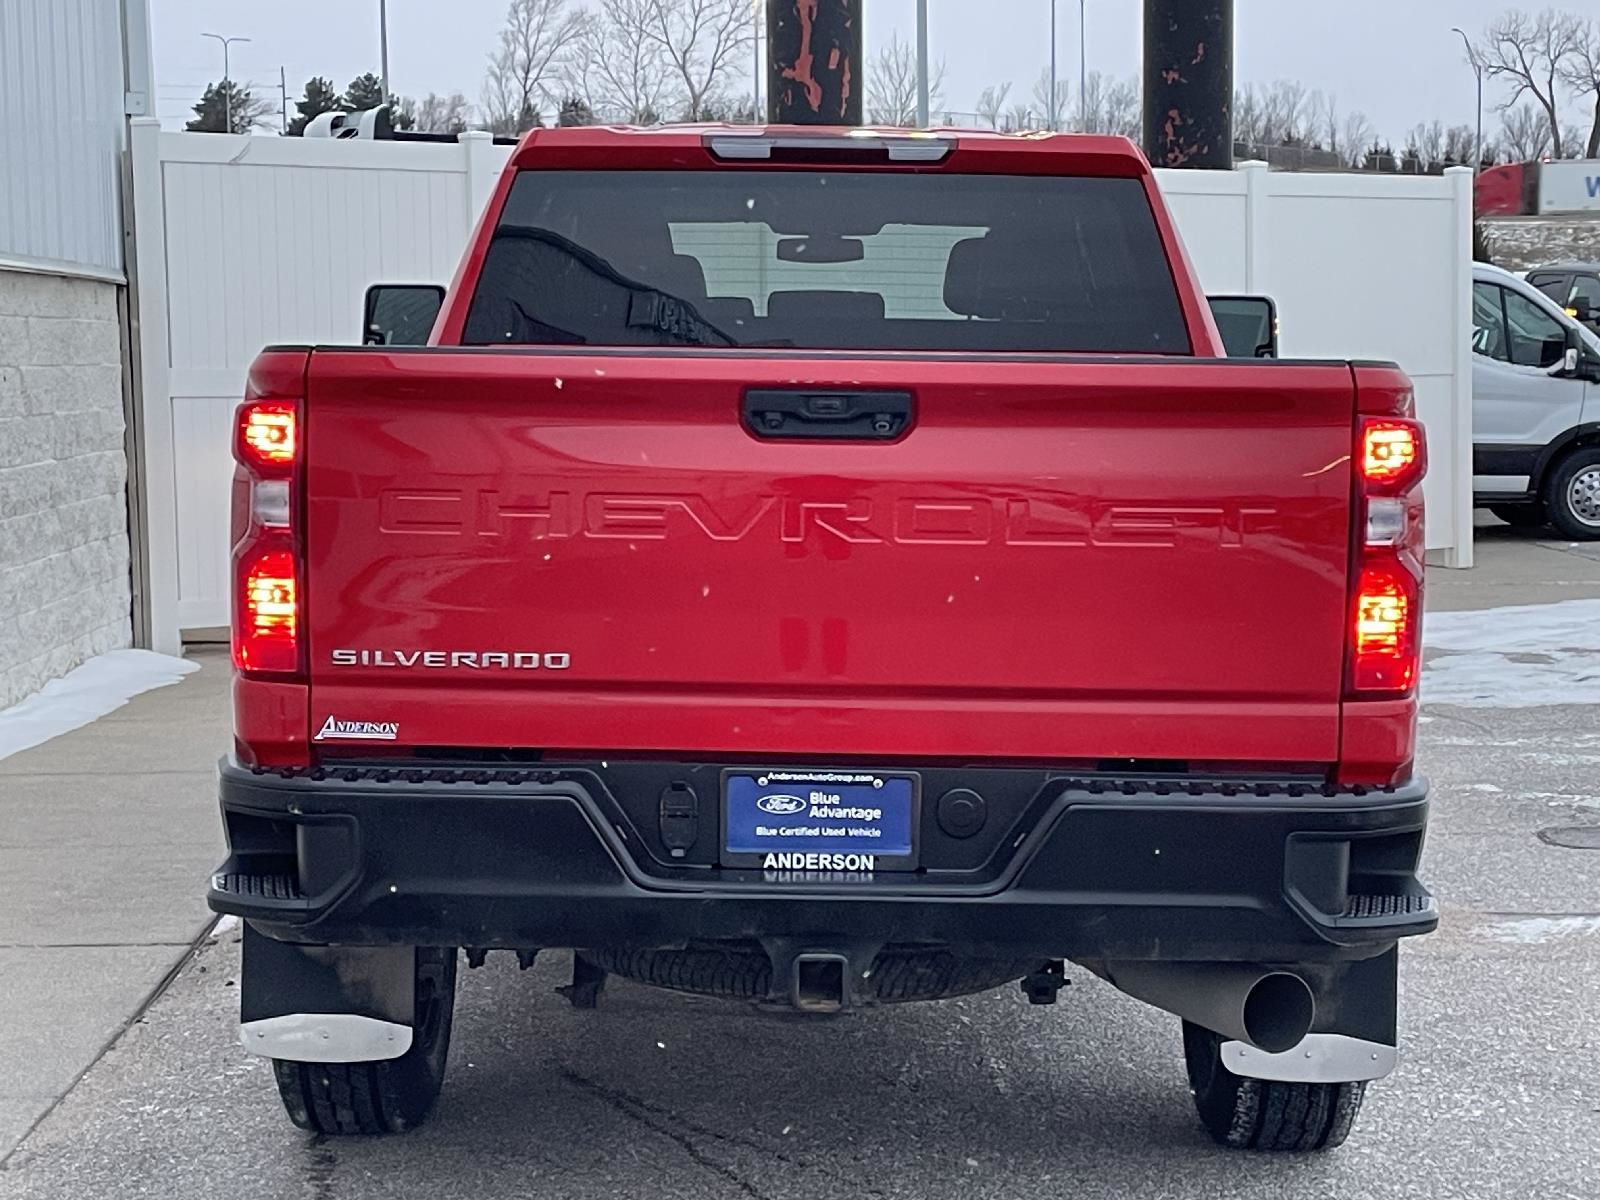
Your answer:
(462, 169), (1190, 354)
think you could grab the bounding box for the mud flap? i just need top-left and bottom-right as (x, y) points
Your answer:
(239, 924), (416, 1062)
(1223, 947), (1401, 1083)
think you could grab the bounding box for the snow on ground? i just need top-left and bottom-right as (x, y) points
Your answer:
(0, 650), (199, 761)
(1424, 598), (1600, 708)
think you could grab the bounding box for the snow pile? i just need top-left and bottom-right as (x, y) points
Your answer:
(1424, 599), (1600, 708)
(1480, 215), (1600, 273)
(0, 650), (199, 761)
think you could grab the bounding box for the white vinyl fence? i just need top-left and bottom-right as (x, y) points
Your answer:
(128, 120), (1473, 650)
(1158, 161), (1475, 574)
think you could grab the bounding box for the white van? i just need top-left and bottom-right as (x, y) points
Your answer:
(1472, 262), (1600, 539)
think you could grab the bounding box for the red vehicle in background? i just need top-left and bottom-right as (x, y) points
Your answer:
(210, 126), (1434, 1151)
(1475, 161), (1535, 217)
(1475, 158), (1600, 218)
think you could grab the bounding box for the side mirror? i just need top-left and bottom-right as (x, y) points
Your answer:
(363, 284), (445, 347)
(1569, 300), (1598, 324)
(1207, 295), (1279, 359)
(1557, 325), (1583, 376)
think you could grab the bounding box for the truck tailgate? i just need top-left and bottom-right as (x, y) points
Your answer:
(303, 350), (1355, 764)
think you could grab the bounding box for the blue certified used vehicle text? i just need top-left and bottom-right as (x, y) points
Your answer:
(725, 771), (915, 860)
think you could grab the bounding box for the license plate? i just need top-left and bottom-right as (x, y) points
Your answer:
(722, 769), (918, 870)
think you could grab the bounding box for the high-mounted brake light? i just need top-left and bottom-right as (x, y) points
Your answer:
(1360, 420), (1423, 491)
(238, 401), (297, 472)
(704, 132), (954, 162)
(235, 547), (300, 673)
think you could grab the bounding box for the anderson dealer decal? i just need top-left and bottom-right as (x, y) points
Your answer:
(314, 716), (400, 741)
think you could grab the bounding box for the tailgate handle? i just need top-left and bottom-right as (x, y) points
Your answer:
(743, 389), (913, 441)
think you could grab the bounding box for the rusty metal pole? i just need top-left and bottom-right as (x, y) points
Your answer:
(1142, 0), (1233, 169)
(767, 0), (862, 126)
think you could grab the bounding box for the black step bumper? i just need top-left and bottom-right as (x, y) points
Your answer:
(209, 759), (1436, 963)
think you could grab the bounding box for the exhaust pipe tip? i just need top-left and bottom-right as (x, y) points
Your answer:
(1242, 972), (1316, 1054)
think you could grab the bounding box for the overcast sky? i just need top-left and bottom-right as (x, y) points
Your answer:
(151, 0), (1545, 141)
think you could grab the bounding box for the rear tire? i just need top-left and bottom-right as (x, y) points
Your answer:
(1182, 1021), (1366, 1152)
(271, 947), (457, 1135)
(1487, 502), (1548, 529)
(1542, 448), (1600, 540)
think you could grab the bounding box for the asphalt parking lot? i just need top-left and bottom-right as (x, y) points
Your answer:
(2, 530), (1599, 1199)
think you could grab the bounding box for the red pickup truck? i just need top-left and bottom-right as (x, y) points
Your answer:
(210, 127), (1435, 1151)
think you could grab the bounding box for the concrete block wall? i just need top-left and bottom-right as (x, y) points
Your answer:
(0, 268), (132, 708)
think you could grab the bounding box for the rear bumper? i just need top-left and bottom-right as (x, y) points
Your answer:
(209, 759), (1436, 963)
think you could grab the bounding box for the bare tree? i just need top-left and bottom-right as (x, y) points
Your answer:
(1233, 84), (1262, 146)
(1031, 68), (1071, 131)
(1320, 92), (1341, 152)
(1501, 101), (1554, 161)
(1439, 123), (1476, 165)
(566, 0), (674, 122)
(1406, 120), (1447, 170)
(1258, 79), (1309, 144)
(1109, 78), (1140, 138)
(975, 82), (1012, 130)
(1078, 72), (1138, 137)
(403, 92), (474, 134)
(867, 32), (945, 125)
(1305, 90), (1333, 149)
(1559, 19), (1600, 159)
(1004, 102), (1036, 132)
(481, 0), (588, 137)
(1478, 8), (1584, 160)
(642, 0), (754, 122)
(1339, 111), (1375, 167)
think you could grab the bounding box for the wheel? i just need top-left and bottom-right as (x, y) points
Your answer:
(271, 947), (457, 1135)
(1542, 447), (1600, 541)
(1487, 503), (1548, 529)
(1182, 1021), (1366, 1152)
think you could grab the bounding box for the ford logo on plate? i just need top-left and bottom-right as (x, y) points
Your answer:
(756, 794), (807, 815)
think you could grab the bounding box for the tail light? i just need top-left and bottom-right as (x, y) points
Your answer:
(1359, 420), (1425, 492)
(232, 385), (303, 677)
(237, 547), (299, 671)
(238, 401), (297, 470)
(1351, 563), (1417, 691)
(1348, 416), (1425, 697)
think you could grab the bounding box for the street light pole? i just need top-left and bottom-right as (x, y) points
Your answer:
(1451, 26), (1483, 172)
(1049, 0), (1058, 130)
(201, 33), (251, 132)
(1079, 0), (1087, 132)
(915, 0), (929, 127)
(380, 0), (391, 103)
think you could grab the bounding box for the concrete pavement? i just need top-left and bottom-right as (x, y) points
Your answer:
(0, 647), (227, 1156)
(1429, 515), (1600, 611)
